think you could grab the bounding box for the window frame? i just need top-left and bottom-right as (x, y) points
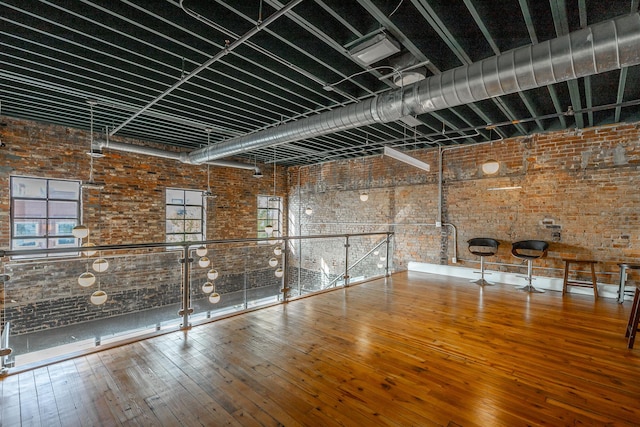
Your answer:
(165, 187), (206, 245)
(10, 176), (82, 258)
(257, 194), (283, 241)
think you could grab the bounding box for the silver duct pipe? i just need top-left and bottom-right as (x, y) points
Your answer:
(189, 12), (640, 164)
(97, 140), (261, 174)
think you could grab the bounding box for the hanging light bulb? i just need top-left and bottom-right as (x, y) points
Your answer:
(78, 271), (96, 287)
(92, 258), (109, 273)
(207, 269), (219, 280)
(373, 250), (379, 256)
(377, 263), (384, 269)
(202, 282), (214, 294)
(380, 256), (386, 261)
(82, 242), (97, 257)
(196, 245), (207, 257)
(305, 207), (313, 215)
(274, 246), (282, 256)
(360, 192), (369, 202)
(198, 256), (210, 268)
(268, 257), (278, 267)
(209, 292), (221, 304)
(275, 267), (284, 278)
(72, 224), (89, 238)
(90, 290), (108, 305)
(264, 224), (274, 235)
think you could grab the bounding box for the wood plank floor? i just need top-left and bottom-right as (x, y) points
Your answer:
(2, 271), (639, 426)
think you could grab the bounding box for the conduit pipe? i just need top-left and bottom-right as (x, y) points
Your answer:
(96, 139), (261, 174)
(189, 13), (640, 163)
(108, 0), (303, 137)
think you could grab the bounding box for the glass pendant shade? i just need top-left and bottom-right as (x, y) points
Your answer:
(72, 224), (89, 238)
(207, 269), (219, 280)
(92, 258), (109, 273)
(202, 282), (214, 294)
(196, 245), (207, 257)
(81, 242), (97, 257)
(90, 290), (108, 305)
(268, 257), (278, 267)
(268, 238), (278, 245)
(274, 246), (282, 256)
(360, 193), (369, 202)
(209, 292), (221, 304)
(305, 207), (313, 215)
(264, 224), (274, 235)
(78, 271), (96, 287)
(275, 267), (284, 278)
(198, 256), (210, 268)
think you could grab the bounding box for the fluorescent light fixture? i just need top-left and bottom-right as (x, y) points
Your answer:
(487, 186), (522, 191)
(383, 146), (430, 171)
(399, 115), (422, 127)
(349, 34), (401, 66)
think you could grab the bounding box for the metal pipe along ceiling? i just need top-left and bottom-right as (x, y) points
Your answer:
(188, 12), (640, 164)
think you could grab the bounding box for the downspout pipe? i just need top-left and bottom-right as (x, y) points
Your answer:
(189, 12), (640, 164)
(96, 139), (262, 174)
(108, 0), (303, 137)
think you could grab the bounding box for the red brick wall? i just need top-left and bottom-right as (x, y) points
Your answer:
(0, 117), (287, 246)
(291, 123), (640, 284)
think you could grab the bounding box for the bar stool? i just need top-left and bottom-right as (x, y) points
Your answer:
(562, 258), (598, 298)
(467, 238), (500, 286)
(511, 240), (549, 293)
(625, 286), (640, 349)
(617, 263), (640, 303)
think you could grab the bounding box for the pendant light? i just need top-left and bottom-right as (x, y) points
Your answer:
(274, 246), (282, 256)
(198, 256), (211, 268)
(90, 290), (108, 305)
(268, 257), (278, 267)
(207, 269), (219, 280)
(202, 282), (214, 294)
(208, 281), (220, 304)
(275, 267), (284, 278)
(78, 271), (96, 287)
(196, 245), (208, 257)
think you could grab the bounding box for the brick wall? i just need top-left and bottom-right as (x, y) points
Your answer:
(290, 123), (640, 286)
(0, 117), (287, 334)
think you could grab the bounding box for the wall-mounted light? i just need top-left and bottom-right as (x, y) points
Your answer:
(482, 160), (500, 175)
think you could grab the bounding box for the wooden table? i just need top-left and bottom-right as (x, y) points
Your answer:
(562, 258), (598, 298)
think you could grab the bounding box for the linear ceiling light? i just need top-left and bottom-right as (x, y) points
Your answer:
(383, 146), (430, 172)
(349, 34), (401, 66)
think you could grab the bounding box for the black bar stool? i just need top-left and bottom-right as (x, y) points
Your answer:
(467, 238), (500, 286)
(511, 240), (549, 293)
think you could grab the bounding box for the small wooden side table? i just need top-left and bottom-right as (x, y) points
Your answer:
(617, 263), (640, 304)
(562, 258), (598, 298)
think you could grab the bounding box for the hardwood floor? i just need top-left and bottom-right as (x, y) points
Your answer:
(1, 271), (639, 426)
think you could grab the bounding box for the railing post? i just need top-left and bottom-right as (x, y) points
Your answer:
(179, 246), (193, 329)
(281, 239), (290, 301)
(385, 233), (391, 277)
(344, 235), (350, 287)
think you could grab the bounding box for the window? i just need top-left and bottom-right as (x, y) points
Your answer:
(257, 195), (282, 239)
(10, 176), (81, 257)
(166, 188), (205, 243)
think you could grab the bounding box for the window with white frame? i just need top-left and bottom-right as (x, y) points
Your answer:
(165, 188), (205, 243)
(10, 176), (81, 257)
(257, 195), (282, 240)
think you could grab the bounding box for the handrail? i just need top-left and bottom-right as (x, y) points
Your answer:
(0, 232), (393, 258)
(323, 236), (391, 289)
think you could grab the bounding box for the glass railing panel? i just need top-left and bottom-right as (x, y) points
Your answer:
(288, 236), (347, 296)
(2, 245), (184, 367)
(344, 235), (393, 285)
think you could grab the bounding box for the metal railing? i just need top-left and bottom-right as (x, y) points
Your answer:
(0, 232), (393, 370)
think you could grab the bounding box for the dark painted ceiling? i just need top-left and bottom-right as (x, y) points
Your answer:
(3, 0), (640, 166)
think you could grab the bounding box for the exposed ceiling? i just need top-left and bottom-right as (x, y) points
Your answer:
(3, 0), (640, 166)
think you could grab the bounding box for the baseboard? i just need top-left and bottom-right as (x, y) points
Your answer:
(407, 261), (621, 299)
